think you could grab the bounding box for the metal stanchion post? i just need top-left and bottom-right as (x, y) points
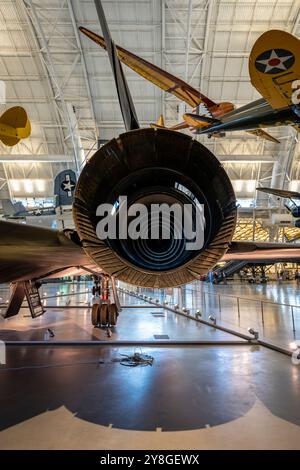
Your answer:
(261, 301), (265, 326)
(178, 286), (183, 310)
(291, 306), (296, 333)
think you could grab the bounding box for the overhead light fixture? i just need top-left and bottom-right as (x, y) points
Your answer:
(10, 179), (20, 192)
(36, 179), (45, 192)
(23, 179), (33, 194)
(233, 180), (243, 192)
(246, 180), (256, 192)
(232, 180), (256, 193)
(289, 181), (300, 192)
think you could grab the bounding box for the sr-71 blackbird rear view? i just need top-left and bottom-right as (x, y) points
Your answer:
(1, 0), (300, 322)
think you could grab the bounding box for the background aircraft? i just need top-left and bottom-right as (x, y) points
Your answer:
(191, 28), (300, 139)
(0, 106), (31, 147)
(79, 25), (234, 123)
(257, 186), (300, 229)
(1, 169), (76, 227)
(79, 27), (297, 143)
(1, 199), (54, 218)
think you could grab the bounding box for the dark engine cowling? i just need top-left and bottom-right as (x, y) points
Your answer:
(291, 207), (300, 218)
(73, 128), (237, 287)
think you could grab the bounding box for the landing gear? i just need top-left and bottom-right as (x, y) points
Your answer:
(109, 303), (118, 326)
(90, 274), (121, 333)
(100, 302), (108, 325)
(91, 301), (119, 332)
(91, 303), (99, 326)
(106, 327), (112, 338)
(92, 275), (101, 296)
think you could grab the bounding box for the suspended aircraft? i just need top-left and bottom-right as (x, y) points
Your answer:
(257, 186), (300, 229)
(1, 199), (54, 218)
(1, 170), (76, 221)
(80, 26), (300, 143)
(0, 106), (31, 147)
(1, 0), (300, 325)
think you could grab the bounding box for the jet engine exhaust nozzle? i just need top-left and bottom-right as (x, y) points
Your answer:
(73, 128), (236, 287)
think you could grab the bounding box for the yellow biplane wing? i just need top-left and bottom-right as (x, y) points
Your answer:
(0, 106), (31, 147)
(249, 30), (300, 109)
(79, 26), (216, 109)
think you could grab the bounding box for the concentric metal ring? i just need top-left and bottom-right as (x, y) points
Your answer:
(73, 128), (237, 287)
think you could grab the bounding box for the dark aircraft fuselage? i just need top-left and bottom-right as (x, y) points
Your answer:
(200, 105), (300, 135)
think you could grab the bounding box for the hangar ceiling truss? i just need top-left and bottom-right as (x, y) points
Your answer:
(0, 0), (300, 208)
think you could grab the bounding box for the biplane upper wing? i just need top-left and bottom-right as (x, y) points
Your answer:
(249, 29), (300, 110)
(0, 220), (99, 284)
(79, 26), (216, 109)
(0, 106), (31, 147)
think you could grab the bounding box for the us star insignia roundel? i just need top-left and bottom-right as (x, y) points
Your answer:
(61, 174), (76, 197)
(255, 49), (295, 74)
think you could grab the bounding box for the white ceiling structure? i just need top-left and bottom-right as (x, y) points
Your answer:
(0, 0), (300, 203)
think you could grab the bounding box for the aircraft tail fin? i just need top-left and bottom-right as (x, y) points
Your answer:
(150, 115), (168, 129)
(150, 115), (189, 131)
(54, 170), (77, 208)
(156, 114), (165, 127)
(1, 199), (16, 216)
(93, 0), (139, 131)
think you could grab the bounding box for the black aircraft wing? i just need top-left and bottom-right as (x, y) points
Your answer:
(0, 220), (99, 283)
(224, 240), (300, 262)
(0, 1), (130, 288)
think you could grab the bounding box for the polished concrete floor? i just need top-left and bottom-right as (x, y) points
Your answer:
(0, 289), (239, 343)
(1, 281), (300, 348)
(0, 343), (300, 449)
(0, 283), (300, 449)
(137, 281), (300, 349)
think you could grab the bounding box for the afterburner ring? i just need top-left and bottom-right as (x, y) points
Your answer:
(73, 128), (237, 287)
